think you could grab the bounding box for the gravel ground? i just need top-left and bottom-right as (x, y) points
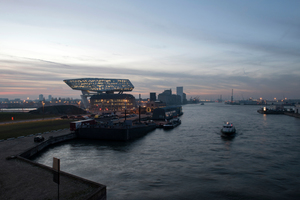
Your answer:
(0, 129), (106, 200)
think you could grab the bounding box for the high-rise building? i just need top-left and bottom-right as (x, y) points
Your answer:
(176, 87), (183, 103)
(150, 92), (156, 101)
(158, 89), (172, 104)
(158, 89), (181, 105)
(39, 94), (43, 101)
(48, 95), (52, 101)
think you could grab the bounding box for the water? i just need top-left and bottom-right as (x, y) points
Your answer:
(0, 108), (37, 112)
(32, 103), (300, 199)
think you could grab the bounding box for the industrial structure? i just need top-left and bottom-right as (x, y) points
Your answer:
(64, 78), (135, 110)
(150, 92), (156, 102)
(158, 88), (187, 105)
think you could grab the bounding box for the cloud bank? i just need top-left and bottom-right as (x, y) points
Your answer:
(0, 0), (300, 100)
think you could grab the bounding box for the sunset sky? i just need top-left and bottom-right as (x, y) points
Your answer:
(1, 0), (300, 100)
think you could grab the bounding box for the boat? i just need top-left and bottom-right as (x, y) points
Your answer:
(257, 106), (284, 114)
(163, 118), (181, 129)
(221, 122), (236, 136)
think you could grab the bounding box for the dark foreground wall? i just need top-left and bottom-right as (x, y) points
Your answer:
(77, 124), (156, 141)
(17, 156), (107, 200)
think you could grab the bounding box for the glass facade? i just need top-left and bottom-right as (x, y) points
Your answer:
(64, 78), (134, 92)
(90, 94), (136, 111)
(64, 78), (135, 109)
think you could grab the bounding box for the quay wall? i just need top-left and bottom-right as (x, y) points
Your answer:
(77, 124), (156, 141)
(16, 156), (106, 200)
(17, 133), (107, 200)
(284, 112), (300, 118)
(19, 133), (77, 159)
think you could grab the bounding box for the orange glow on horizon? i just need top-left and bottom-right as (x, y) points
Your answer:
(0, 91), (29, 95)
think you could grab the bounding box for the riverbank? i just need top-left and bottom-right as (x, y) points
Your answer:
(0, 129), (106, 200)
(284, 112), (300, 118)
(0, 118), (72, 140)
(31, 104), (300, 200)
(0, 112), (60, 123)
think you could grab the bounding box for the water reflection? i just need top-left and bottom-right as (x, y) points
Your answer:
(69, 138), (142, 152)
(221, 134), (236, 141)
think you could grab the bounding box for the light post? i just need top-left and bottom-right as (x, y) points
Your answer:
(42, 101), (45, 120)
(124, 98), (127, 121)
(139, 105), (141, 123)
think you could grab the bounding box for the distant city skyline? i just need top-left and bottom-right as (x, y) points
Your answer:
(1, 0), (300, 100)
(1, 92), (297, 102)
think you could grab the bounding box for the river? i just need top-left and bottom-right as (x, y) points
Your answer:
(32, 103), (300, 199)
(0, 108), (37, 112)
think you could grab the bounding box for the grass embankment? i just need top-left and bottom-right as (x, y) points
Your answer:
(0, 112), (60, 123)
(0, 119), (73, 140)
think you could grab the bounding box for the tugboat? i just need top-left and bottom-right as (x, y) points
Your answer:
(221, 122), (236, 136)
(163, 118), (181, 129)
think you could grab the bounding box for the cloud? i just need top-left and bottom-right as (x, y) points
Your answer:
(1, 50), (300, 100)
(1, 1), (300, 100)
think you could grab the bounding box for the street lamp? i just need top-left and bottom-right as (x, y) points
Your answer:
(124, 98), (127, 121)
(42, 101), (45, 120)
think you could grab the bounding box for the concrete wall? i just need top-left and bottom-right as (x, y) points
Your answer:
(17, 156), (106, 200)
(18, 133), (107, 200)
(19, 133), (77, 159)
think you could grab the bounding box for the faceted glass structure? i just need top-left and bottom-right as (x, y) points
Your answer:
(64, 78), (134, 92)
(64, 78), (135, 109)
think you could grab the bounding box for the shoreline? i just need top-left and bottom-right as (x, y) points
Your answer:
(0, 129), (106, 200)
(284, 112), (300, 118)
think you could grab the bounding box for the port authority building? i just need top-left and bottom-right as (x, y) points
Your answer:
(64, 78), (136, 111)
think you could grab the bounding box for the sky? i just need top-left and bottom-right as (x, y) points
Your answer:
(1, 0), (300, 101)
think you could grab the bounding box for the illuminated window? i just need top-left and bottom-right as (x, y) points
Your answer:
(64, 78), (134, 93)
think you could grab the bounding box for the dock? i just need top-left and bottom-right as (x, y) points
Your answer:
(0, 129), (106, 200)
(77, 122), (157, 141)
(284, 112), (300, 119)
